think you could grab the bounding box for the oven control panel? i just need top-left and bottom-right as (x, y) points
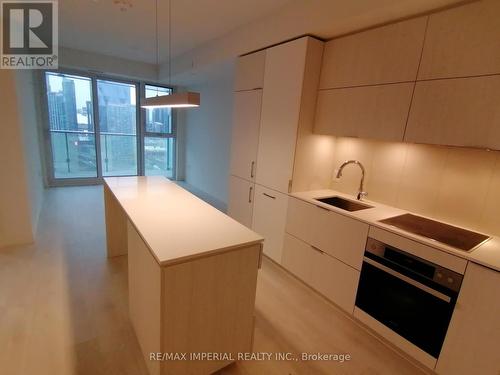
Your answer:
(365, 238), (463, 292)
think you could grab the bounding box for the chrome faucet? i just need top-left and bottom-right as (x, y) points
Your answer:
(336, 160), (367, 200)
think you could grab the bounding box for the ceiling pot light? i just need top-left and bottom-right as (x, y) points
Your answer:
(141, 0), (200, 109)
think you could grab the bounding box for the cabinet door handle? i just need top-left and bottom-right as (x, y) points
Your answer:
(310, 245), (325, 254)
(262, 192), (276, 200)
(248, 186), (253, 203)
(250, 161), (255, 179)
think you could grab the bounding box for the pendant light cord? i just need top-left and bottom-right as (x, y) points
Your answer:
(155, 0), (159, 96)
(154, 0), (172, 89)
(155, 0), (159, 67)
(168, 0), (172, 86)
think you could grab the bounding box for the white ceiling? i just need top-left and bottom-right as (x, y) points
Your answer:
(59, 0), (292, 64)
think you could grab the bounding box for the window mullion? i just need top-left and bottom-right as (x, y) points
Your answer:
(138, 82), (145, 176)
(91, 76), (103, 179)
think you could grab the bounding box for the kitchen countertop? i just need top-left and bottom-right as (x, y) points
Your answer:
(290, 189), (500, 272)
(104, 176), (263, 266)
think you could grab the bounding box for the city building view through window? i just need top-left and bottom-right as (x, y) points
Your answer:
(144, 85), (175, 176)
(47, 73), (97, 178)
(45, 72), (175, 182)
(97, 79), (138, 177)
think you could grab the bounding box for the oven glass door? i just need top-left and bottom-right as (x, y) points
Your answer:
(355, 261), (455, 358)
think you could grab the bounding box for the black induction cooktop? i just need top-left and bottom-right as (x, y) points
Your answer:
(379, 213), (490, 251)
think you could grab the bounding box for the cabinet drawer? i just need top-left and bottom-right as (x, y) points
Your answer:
(310, 246), (360, 314)
(286, 197), (369, 270)
(282, 234), (314, 285)
(282, 234), (360, 313)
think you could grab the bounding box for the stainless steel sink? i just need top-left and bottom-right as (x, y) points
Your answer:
(314, 196), (373, 212)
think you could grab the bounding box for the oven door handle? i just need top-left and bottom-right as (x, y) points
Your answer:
(363, 257), (452, 303)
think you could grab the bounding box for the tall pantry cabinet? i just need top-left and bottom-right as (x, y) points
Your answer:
(228, 37), (324, 264)
(227, 50), (265, 228)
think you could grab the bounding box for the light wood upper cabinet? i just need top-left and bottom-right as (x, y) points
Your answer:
(286, 197), (369, 270)
(418, 0), (500, 80)
(252, 185), (288, 264)
(234, 50), (266, 91)
(227, 175), (254, 228)
(319, 17), (427, 89)
(436, 263), (500, 375)
(314, 83), (414, 141)
(229, 90), (262, 180)
(312, 1), (500, 150)
(405, 75), (500, 150)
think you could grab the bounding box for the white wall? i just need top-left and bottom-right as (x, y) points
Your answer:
(0, 49), (157, 248)
(15, 71), (46, 236)
(0, 70), (43, 247)
(60, 47), (158, 81)
(182, 63), (235, 210)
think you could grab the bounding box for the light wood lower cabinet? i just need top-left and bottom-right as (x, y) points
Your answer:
(252, 185), (288, 264)
(281, 233), (314, 283)
(227, 175), (254, 228)
(282, 234), (360, 313)
(436, 263), (500, 375)
(286, 197), (369, 270)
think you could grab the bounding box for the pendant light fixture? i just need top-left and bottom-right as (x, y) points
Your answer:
(141, 0), (200, 108)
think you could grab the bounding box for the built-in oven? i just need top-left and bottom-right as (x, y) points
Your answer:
(355, 238), (463, 359)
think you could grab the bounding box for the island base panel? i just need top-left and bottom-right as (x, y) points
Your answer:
(104, 184), (128, 258)
(128, 220), (161, 375)
(127, 221), (262, 375)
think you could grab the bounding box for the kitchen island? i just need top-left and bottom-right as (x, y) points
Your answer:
(103, 176), (263, 375)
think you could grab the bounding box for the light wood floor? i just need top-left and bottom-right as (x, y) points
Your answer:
(0, 186), (426, 375)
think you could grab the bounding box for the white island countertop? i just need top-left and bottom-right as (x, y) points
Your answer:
(104, 176), (263, 266)
(291, 189), (500, 272)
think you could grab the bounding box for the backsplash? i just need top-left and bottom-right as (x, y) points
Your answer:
(327, 137), (500, 237)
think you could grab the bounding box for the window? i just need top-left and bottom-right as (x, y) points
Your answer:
(43, 72), (176, 184)
(46, 72), (97, 178)
(97, 79), (138, 176)
(144, 85), (175, 178)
